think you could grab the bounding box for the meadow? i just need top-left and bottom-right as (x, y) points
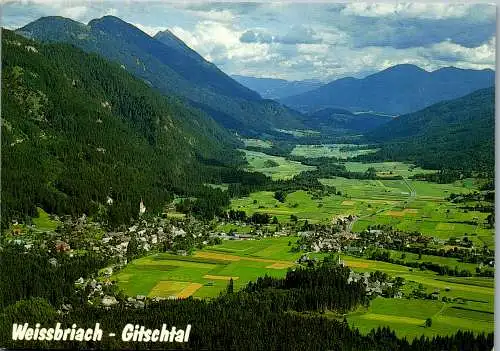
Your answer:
(241, 149), (315, 180)
(112, 237), (494, 340)
(242, 138), (273, 149)
(291, 144), (379, 159)
(341, 161), (436, 178)
(113, 237), (305, 299)
(231, 150), (494, 249)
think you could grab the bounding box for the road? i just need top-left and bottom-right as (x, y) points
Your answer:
(345, 176), (417, 233)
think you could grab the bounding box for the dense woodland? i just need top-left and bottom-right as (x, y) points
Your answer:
(1, 30), (251, 229)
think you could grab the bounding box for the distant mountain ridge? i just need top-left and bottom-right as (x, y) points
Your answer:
(231, 75), (323, 100)
(17, 16), (305, 136)
(280, 64), (495, 115)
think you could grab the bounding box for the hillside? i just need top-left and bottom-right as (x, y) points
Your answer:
(1, 30), (244, 228)
(281, 64), (495, 115)
(304, 108), (393, 134)
(231, 75), (323, 100)
(364, 87), (495, 171)
(17, 16), (305, 136)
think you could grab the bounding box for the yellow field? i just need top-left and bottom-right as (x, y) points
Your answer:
(386, 210), (406, 217)
(360, 313), (424, 325)
(436, 223), (455, 230)
(203, 275), (240, 280)
(341, 200), (356, 206)
(194, 251), (293, 265)
(342, 260), (371, 268)
(148, 281), (191, 298)
(266, 262), (294, 269)
(177, 283), (203, 298)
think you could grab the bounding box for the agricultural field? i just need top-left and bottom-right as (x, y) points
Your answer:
(348, 178), (494, 249)
(346, 296), (493, 340)
(231, 153), (493, 248)
(231, 190), (351, 223)
(113, 237), (493, 339)
(291, 144), (379, 159)
(241, 149), (315, 180)
(342, 161), (436, 178)
(230, 179), (494, 249)
(113, 237), (306, 299)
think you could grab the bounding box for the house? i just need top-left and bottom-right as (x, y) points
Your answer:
(101, 296), (118, 307)
(55, 241), (70, 253)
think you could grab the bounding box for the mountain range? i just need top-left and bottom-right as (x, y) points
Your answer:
(280, 64), (494, 116)
(231, 75), (323, 100)
(2, 29), (243, 228)
(16, 16), (305, 136)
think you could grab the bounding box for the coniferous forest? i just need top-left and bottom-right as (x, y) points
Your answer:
(2, 29), (245, 229)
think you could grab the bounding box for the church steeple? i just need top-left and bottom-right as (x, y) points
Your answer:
(139, 198), (146, 215)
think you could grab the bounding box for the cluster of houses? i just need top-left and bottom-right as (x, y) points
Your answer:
(347, 270), (403, 298)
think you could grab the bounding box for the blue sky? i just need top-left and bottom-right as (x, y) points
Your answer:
(2, 1), (496, 81)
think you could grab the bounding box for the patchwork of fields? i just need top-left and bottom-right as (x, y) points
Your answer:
(291, 144), (379, 159)
(231, 158), (494, 249)
(241, 149), (316, 180)
(113, 237), (304, 299)
(113, 237), (494, 339)
(112, 143), (494, 340)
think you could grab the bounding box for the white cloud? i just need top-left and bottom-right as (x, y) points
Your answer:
(171, 21), (269, 64)
(341, 3), (481, 20)
(59, 5), (87, 20)
(422, 37), (495, 67)
(2, 1), (496, 81)
(132, 23), (167, 36)
(186, 9), (234, 23)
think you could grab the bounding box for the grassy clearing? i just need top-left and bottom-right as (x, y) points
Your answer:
(32, 207), (60, 232)
(291, 144), (379, 159)
(241, 149), (315, 180)
(242, 138), (272, 149)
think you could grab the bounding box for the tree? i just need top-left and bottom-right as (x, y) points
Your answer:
(486, 213), (494, 228)
(425, 318), (432, 327)
(227, 278), (234, 294)
(274, 190), (287, 203)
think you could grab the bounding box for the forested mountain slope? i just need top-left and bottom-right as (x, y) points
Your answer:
(304, 107), (393, 134)
(363, 87), (495, 171)
(17, 16), (305, 136)
(1, 30), (243, 228)
(281, 64), (494, 115)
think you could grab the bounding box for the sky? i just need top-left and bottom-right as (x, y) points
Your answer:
(2, 1), (496, 82)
